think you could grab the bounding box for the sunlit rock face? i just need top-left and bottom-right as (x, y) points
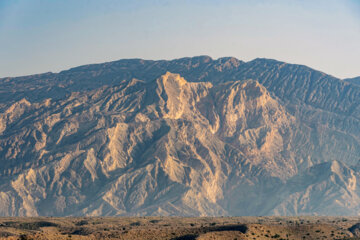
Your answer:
(0, 56), (360, 216)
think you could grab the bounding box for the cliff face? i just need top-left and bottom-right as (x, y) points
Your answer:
(0, 56), (359, 216)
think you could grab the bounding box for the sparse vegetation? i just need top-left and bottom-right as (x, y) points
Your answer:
(0, 216), (356, 239)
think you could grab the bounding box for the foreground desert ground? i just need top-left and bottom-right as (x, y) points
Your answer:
(0, 216), (359, 240)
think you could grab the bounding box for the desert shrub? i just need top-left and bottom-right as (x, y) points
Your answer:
(171, 234), (198, 240)
(149, 220), (160, 224)
(68, 227), (92, 236)
(19, 234), (30, 240)
(130, 221), (141, 226)
(75, 220), (88, 226)
(272, 233), (280, 238)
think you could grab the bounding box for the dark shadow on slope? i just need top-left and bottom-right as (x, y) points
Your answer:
(69, 227), (93, 236)
(349, 223), (360, 237)
(3, 221), (58, 230)
(171, 224), (248, 240)
(207, 224), (248, 232)
(172, 234), (198, 240)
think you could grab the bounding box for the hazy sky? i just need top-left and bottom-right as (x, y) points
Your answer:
(0, 0), (359, 78)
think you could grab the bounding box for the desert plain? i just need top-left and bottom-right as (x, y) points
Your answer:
(0, 216), (360, 240)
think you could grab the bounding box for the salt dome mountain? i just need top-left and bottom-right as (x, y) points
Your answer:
(0, 56), (360, 216)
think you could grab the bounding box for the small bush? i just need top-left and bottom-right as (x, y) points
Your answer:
(130, 221), (141, 226)
(75, 220), (88, 226)
(149, 220), (160, 224)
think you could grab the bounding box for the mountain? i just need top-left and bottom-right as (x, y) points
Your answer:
(272, 160), (360, 215)
(0, 56), (360, 216)
(345, 76), (360, 86)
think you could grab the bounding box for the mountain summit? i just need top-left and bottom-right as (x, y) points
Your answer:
(0, 56), (360, 216)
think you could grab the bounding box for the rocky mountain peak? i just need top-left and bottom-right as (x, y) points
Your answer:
(159, 72), (188, 87)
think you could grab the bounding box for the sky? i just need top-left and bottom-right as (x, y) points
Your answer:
(0, 0), (359, 79)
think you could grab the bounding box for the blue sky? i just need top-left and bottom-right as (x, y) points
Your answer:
(0, 0), (359, 78)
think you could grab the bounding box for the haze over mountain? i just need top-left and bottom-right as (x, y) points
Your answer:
(0, 56), (360, 217)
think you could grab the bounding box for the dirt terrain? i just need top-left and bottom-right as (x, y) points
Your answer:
(0, 216), (359, 239)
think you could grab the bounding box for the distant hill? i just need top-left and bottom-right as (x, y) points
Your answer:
(0, 56), (360, 216)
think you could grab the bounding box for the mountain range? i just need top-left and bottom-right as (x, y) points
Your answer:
(0, 56), (360, 216)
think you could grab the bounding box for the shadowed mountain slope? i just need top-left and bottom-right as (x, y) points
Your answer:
(345, 76), (360, 86)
